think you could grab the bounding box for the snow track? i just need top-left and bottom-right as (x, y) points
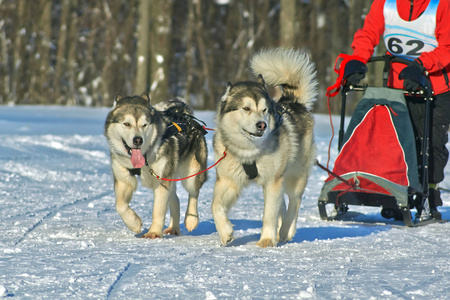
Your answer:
(13, 210), (53, 247)
(12, 191), (113, 247)
(106, 262), (132, 299)
(1, 106), (450, 299)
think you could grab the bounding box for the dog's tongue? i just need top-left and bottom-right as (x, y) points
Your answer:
(131, 149), (145, 168)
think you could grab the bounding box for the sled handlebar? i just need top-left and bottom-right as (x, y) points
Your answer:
(344, 55), (433, 97)
(368, 55), (412, 66)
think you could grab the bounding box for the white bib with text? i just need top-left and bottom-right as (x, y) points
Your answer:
(383, 0), (439, 59)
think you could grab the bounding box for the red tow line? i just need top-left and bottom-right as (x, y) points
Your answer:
(149, 151), (226, 182)
(149, 126), (227, 182)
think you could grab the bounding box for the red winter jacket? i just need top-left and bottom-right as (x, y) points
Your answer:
(351, 0), (450, 95)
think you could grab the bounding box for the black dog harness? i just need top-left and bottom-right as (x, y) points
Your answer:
(128, 115), (207, 176)
(243, 162), (258, 180)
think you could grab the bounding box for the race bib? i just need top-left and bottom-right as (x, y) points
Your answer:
(383, 0), (439, 59)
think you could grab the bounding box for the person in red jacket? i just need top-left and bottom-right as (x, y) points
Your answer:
(343, 0), (450, 220)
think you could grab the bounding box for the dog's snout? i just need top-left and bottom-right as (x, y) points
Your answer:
(133, 136), (143, 147)
(256, 121), (267, 131)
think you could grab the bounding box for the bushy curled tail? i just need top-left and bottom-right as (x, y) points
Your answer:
(250, 48), (318, 110)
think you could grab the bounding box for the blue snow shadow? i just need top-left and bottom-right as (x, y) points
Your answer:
(291, 224), (391, 243)
(181, 219), (263, 236)
(437, 206), (450, 220)
(150, 206), (450, 244)
(181, 217), (393, 246)
(231, 223), (392, 247)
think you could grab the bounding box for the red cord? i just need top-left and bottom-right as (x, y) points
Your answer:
(150, 151), (227, 182)
(203, 126), (215, 131)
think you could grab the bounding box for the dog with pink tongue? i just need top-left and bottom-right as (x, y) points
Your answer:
(104, 94), (208, 239)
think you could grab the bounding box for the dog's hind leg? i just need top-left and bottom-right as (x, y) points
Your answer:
(212, 176), (240, 246)
(142, 182), (172, 239)
(258, 178), (284, 248)
(278, 174), (308, 242)
(277, 198), (287, 238)
(163, 188), (181, 236)
(184, 191), (199, 232)
(181, 169), (203, 232)
(114, 179), (142, 233)
(182, 149), (207, 232)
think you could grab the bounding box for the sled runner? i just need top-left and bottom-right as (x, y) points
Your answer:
(318, 55), (447, 227)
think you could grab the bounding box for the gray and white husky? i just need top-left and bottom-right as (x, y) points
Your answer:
(104, 95), (207, 238)
(212, 48), (317, 247)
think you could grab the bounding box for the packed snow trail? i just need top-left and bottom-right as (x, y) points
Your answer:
(1, 106), (449, 299)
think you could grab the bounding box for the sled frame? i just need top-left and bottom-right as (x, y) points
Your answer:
(319, 55), (439, 226)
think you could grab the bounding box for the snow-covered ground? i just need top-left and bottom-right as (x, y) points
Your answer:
(1, 105), (449, 299)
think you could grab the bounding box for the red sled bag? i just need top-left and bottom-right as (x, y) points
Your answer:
(318, 87), (422, 224)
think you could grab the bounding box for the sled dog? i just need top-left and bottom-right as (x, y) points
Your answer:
(212, 48), (317, 247)
(104, 95), (208, 238)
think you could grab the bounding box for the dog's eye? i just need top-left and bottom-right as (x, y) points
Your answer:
(123, 122), (131, 127)
(142, 124), (148, 128)
(262, 108), (267, 113)
(243, 107), (251, 112)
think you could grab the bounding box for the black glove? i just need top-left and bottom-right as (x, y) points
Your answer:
(343, 60), (368, 85)
(398, 60), (427, 92)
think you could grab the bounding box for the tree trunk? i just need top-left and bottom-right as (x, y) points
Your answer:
(28, 0), (52, 104)
(11, 0), (26, 104)
(280, 0), (296, 47)
(135, 0), (150, 95)
(193, 0), (215, 109)
(99, 0), (114, 106)
(65, 7), (78, 105)
(148, 0), (173, 104)
(54, 0), (71, 103)
(184, 0), (195, 105)
(0, 19), (10, 104)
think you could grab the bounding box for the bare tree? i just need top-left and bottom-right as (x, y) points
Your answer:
(11, 0), (26, 104)
(148, 0), (173, 104)
(54, 0), (71, 103)
(280, 0), (296, 47)
(0, 19), (10, 104)
(135, 0), (150, 95)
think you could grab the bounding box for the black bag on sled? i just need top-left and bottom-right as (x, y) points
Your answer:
(318, 87), (422, 223)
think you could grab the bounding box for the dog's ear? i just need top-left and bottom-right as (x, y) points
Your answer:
(221, 82), (233, 102)
(256, 74), (266, 87)
(140, 92), (151, 104)
(112, 94), (122, 108)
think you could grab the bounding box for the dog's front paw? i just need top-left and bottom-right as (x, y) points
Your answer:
(128, 219), (143, 233)
(256, 238), (277, 248)
(220, 235), (234, 246)
(222, 236), (234, 246)
(141, 232), (162, 239)
(184, 214), (199, 232)
(163, 227), (181, 236)
(121, 212), (142, 233)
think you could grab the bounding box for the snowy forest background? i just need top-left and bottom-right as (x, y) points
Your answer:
(0, 0), (384, 113)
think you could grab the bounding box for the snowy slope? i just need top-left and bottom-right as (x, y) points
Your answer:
(0, 106), (449, 299)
